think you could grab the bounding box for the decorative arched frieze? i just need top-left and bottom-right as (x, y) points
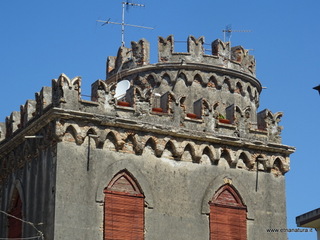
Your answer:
(82, 128), (100, 148)
(62, 124), (82, 145)
(253, 89), (259, 104)
(199, 146), (215, 165)
(271, 157), (284, 176)
(51, 120), (286, 176)
(122, 133), (143, 155)
(132, 75), (146, 90)
(208, 74), (221, 89)
(193, 72), (206, 87)
(176, 71), (191, 86)
(161, 140), (179, 160)
(147, 73), (160, 86)
(217, 148), (233, 168)
(282, 156), (290, 173)
(235, 81), (244, 95)
(236, 151), (254, 170)
(132, 134), (144, 155)
(145, 74), (156, 88)
(253, 154), (269, 171)
(270, 156), (288, 175)
(247, 85), (253, 101)
(215, 74), (225, 88)
(142, 137), (158, 156)
(180, 143), (197, 163)
(222, 78), (233, 93)
(103, 131), (121, 151)
(161, 73), (173, 86)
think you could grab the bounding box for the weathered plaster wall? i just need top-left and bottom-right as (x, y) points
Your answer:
(54, 142), (287, 240)
(0, 143), (56, 239)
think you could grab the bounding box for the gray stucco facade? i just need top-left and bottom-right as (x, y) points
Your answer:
(0, 35), (295, 239)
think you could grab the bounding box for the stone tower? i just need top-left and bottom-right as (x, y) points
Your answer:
(0, 36), (295, 240)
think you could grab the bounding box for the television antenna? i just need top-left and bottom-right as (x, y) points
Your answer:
(222, 24), (252, 59)
(97, 1), (154, 47)
(222, 24), (251, 42)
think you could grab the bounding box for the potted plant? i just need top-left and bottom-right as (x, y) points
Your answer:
(218, 114), (230, 124)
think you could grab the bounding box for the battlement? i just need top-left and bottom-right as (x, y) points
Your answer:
(0, 36), (294, 178)
(107, 35), (256, 78)
(0, 74), (283, 145)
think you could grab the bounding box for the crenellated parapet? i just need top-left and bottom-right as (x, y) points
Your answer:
(0, 35), (294, 177)
(107, 39), (150, 77)
(107, 36), (256, 79)
(257, 109), (283, 142)
(0, 74), (289, 151)
(52, 73), (81, 108)
(35, 86), (52, 115)
(20, 100), (36, 129)
(5, 112), (20, 138)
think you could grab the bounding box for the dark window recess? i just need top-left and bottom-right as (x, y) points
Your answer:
(8, 190), (23, 238)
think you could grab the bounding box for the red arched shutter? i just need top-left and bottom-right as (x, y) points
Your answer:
(104, 171), (144, 240)
(8, 189), (23, 238)
(209, 185), (247, 240)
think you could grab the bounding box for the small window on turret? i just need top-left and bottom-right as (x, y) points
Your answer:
(151, 92), (170, 114)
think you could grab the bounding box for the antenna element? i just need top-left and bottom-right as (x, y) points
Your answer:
(97, 1), (154, 46)
(222, 24), (251, 42)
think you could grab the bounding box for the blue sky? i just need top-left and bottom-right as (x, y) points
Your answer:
(1, 0), (319, 239)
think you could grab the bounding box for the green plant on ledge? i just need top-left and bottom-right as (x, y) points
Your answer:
(218, 113), (225, 119)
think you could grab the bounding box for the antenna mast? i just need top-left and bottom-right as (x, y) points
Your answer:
(222, 25), (251, 42)
(97, 1), (154, 46)
(222, 25), (251, 59)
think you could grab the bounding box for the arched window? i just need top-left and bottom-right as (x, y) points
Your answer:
(8, 188), (23, 238)
(104, 170), (144, 240)
(209, 184), (247, 240)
